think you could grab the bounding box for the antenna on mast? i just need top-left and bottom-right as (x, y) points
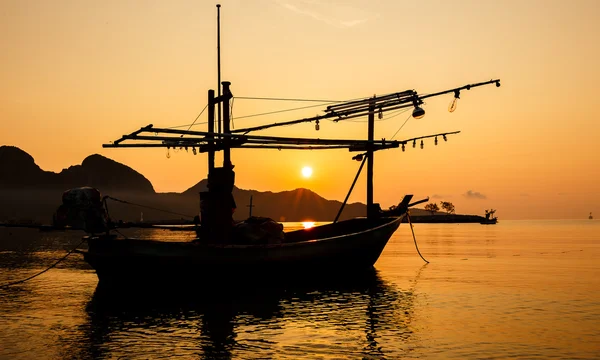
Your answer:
(216, 4), (222, 134)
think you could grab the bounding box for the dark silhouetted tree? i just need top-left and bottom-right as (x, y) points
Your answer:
(424, 203), (439, 215)
(440, 201), (455, 214)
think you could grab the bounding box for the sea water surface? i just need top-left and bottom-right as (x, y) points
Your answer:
(0, 220), (599, 359)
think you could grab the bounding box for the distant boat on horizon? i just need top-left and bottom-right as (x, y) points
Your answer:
(481, 209), (498, 225)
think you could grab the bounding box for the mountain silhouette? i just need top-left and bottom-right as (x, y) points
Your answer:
(56, 154), (154, 193)
(182, 179), (367, 222)
(0, 146), (154, 193)
(0, 146), (371, 223)
(0, 146), (54, 186)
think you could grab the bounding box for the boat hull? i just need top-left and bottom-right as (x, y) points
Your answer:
(81, 216), (403, 285)
(479, 218), (498, 225)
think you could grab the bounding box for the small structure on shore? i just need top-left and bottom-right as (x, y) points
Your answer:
(481, 209), (498, 225)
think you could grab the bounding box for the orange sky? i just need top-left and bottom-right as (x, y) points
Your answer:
(1, 0), (599, 219)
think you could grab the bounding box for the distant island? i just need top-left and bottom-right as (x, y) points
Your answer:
(0, 145), (488, 224)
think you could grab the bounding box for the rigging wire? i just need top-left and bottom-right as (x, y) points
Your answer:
(158, 90), (413, 132)
(163, 99), (335, 130)
(182, 104), (208, 134)
(234, 96), (341, 102)
(166, 121), (209, 129)
(386, 107), (411, 120)
(164, 104), (209, 130)
(230, 97), (235, 129)
(390, 112), (413, 140)
(0, 239), (87, 289)
(230, 91), (401, 122)
(231, 101), (337, 121)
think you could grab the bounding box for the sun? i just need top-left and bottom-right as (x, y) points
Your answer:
(301, 166), (313, 178)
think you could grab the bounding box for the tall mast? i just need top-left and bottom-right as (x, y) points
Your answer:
(366, 97), (375, 218)
(216, 4), (222, 135)
(207, 89), (215, 172)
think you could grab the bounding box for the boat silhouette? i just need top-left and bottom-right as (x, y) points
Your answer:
(60, 5), (501, 285)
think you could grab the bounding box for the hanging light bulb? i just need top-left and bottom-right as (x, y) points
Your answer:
(449, 98), (458, 113)
(448, 90), (460, 113)
(420, 140), (424, 149)
(412, 106), (425, 119)
(315, 119), (320, 131)
(435, 136), (438, 145)
(192, 147), (197, 155)
(378, 107), (383, 119)
(402, 143), (405, 152)
(166, 148), (171, 159)
(443, 134), (447, 141)
(413, 140), (416, 148)
(185, 146), (188, 152)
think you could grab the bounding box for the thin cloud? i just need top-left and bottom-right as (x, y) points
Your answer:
(340, 18), (369, 27)
(275, 0), (377, 29)
(431, 194), (449, 199)
(463, 190), (487, 199)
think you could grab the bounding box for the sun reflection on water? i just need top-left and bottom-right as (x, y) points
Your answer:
(302, 222), (315, 229)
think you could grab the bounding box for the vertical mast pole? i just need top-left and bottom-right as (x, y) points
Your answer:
(216, 4), (222, 135)
(222, 81), (232, 167)
(366, 97), (375, 218)
(208, 89), (215, 172)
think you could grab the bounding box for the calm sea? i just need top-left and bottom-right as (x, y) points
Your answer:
(1, 220), (599, 359)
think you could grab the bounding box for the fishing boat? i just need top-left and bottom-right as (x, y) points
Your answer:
(480, 209), (498, 225)
(83, 215), (404, 284)
(72, 78), (499, 284)
(64, 6), (501, 285)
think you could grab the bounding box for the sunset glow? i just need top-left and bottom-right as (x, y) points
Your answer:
(302, 222), (315, 229)
(1, 1), (599, 219)
(301, 166), (313, 178)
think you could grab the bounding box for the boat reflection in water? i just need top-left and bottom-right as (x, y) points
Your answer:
(84, 268), (419, 359)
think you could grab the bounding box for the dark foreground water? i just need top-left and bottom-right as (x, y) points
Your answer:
(1, 220), (599, 359)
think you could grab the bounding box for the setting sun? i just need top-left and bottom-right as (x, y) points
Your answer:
(301, 166), (313, 178)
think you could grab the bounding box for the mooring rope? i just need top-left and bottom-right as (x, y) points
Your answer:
(406, 211), (429, 263)
(0, 238), (87, 289)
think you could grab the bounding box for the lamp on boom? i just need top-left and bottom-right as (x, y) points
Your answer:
(412, 95), (425, 119)
(352, 153), (364, 161)
(412, 105), (425, 119)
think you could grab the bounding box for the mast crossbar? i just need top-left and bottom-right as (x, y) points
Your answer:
(103, 127), (460, 153)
